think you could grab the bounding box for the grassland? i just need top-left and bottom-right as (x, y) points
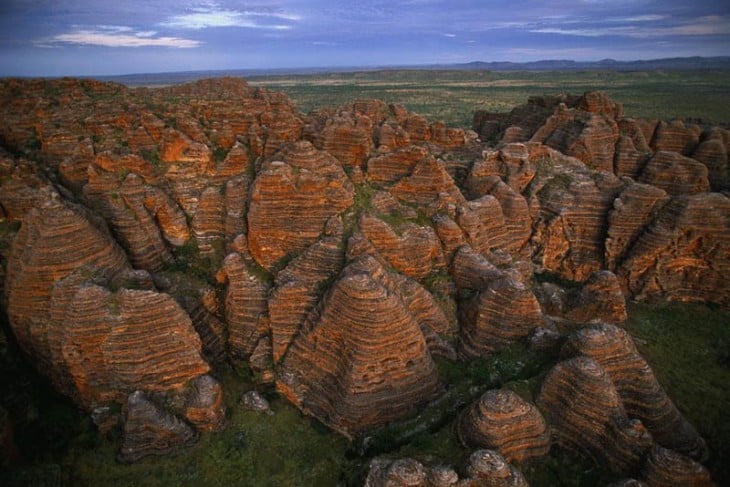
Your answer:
(247, 69), (730, 128)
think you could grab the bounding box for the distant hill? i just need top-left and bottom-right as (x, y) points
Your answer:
(98, 56), (730, 86)
(443, 56), (730, 71)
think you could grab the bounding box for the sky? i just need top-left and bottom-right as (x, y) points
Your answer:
(0, 0), (728, 76)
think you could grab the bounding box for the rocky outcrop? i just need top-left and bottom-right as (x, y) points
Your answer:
(640, 445), (713, 487)
(247, 141), (354, 269)
(0, 153), (52, 220)
(364, 458), (429, 487)
(530, 104), (619, 172)
(51, 282), (212, 409)
(216, 252), (270, 360)
(529, 148), (624, 281)
(462, 449), (529, 487)
(269, 223), (344, 363)
(363, 451), (528, 487)
(359, 213), (445, 279)
(563, 270), (628, 324)
(319, 113), (372, 168)
(476, 176), (532, 255)
(277, 256), (441, 437)
(455, 196), (509, 255)
(118, 391), (198, 463)
(537, 356), (653, 474)
(617, 193), (730, 306)
(5, 189), (128, 376)
(638, 151), (710, 196)
(83, 165), (189, 272)
(692, 128), (729, 191)
(468, 143), (537, 194)
(651, 120), (700, 155)
(390, 155), (466, 212)
(605, 182), (670, 270)
(366, 145), (429, 185)
(459, 273), (545, 358)
(457, 389), (550, 463)
(562, 323), (706, 459)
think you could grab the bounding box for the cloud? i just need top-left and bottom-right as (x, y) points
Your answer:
(49, 28), (200, 48)
(531, 15), (730, 38)
(443, 33), (456, 37)
(160, 5), (298, 30)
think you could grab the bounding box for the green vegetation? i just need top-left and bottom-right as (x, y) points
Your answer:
(248, 69), (730, 128)
(63, 369), (355, 487)
(625, 301), (730, 485)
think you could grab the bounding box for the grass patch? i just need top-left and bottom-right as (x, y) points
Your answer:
(624, 301), (730, 485)
(64, 368), (355, 487)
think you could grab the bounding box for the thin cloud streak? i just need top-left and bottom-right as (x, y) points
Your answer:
(531, 16), (730, 38)
(50, 29), (200, 48)
(160, 6), (297, 30)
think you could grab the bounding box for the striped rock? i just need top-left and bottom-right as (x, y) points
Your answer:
(692, 129), (728, 191)
(651, 120), (700, 155)
(276, 255), (441, 437)
(191, 186), (225, 256)
(457, 389), (550, 463)
(529, 150), (624, 281)
(563, 323), (706, 459)
(5, 189), (128, 376)
(538, 356), (653, 474)
(463, 449), (529, 487)
(459, 274), (545, 358)
(390, 155), (466, 213)
(217, 252), (270, 360)
(360, 213), (445, 279)
(455, 196), (508, 255)
(640, 446), (713, 487)
(564, 270), (628, 325)
(618, 193), (730, 306)
(530, 104), (619, 173)
(614, 134), (649, 179)
(269, 227), (345, 363)
(605, 182), (670, 271)
(638, 151), (710, 196)
(366, 145), (430, 185)
(247, 141), (354, 269)
(118, 391), (198, 463)
(319, 113), (372, 167)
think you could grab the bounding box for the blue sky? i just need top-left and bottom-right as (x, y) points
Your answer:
(1, 1), (728, 76)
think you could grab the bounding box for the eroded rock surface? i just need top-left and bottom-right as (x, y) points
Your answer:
(276, 256), (442, 437)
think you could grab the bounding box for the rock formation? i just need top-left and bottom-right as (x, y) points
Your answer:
(562, 323), (706, 459)
(247, 141), (354, 269)
(363, 451), (528, 487)
(617, 193), (730, 306)
(640, 445), (713, 487)
(459, 272), (545, 358)
(463, 449), (529, 487)
(276, 255), (442, 437)
(118, 391), (198, 463)
(537, 356), (653, 474)
(457, 389), (550, 463)
(0, 80), (724, 477)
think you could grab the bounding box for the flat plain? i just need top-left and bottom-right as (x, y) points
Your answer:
(247, 69), (730, 128)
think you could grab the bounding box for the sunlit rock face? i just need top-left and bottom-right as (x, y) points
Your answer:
(276, 255), (442, 437)
(247, 141), (354, 270)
